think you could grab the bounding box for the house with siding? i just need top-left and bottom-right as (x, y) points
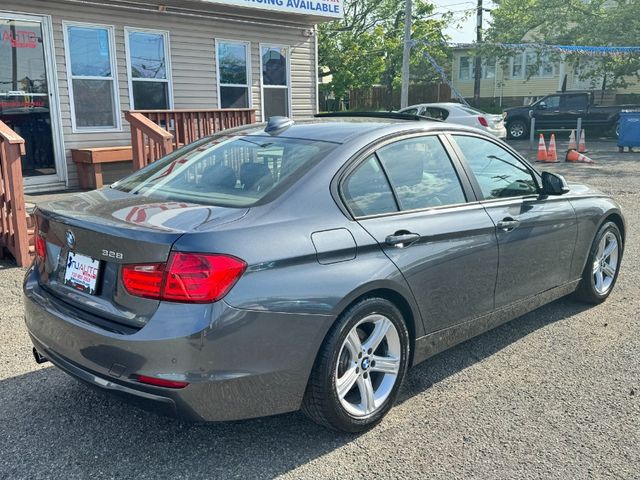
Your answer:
(0, 0), (342, 193)
(451, 47), (640, 108)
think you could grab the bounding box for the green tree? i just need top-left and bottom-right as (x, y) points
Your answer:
(318, 0), (451, 107)
(486, 0), (640, 89)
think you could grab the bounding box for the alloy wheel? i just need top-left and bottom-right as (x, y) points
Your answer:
(335, 314), (401, 417)
(593, 231), (619, 295)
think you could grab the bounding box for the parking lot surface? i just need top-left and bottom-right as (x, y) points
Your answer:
(1, 139), (638, 479)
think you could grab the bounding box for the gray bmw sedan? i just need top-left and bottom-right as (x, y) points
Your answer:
(24, 114), (624, 432)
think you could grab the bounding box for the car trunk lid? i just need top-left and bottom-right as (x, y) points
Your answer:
(35, 188), (248, 330)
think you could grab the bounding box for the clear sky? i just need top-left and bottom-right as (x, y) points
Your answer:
(429, 0), (495, 44)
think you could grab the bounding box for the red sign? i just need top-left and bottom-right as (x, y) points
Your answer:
(2, 30), (38, 49)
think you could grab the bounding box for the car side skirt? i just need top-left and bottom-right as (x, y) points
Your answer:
(412, 279), (581, 366)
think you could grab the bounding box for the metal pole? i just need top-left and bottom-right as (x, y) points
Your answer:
(473, 0), (483, 105)
(530, 117), (536, 150)
(400, 0), (412, 109)
(576, 117), (582, 147)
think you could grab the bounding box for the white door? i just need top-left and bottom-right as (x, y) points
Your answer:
(0, 11), (66, 190)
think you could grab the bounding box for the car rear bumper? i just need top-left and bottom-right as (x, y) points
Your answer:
(23, 265), (334, 421)
(488, 125), (507, 139)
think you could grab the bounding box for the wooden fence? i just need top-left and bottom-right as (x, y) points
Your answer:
(125, 109), (256, 170)
(348, 83), (452, 111)
(0, 121), (32, 266)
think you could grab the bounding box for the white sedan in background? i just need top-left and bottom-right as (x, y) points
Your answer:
(398, 102), (507, 139)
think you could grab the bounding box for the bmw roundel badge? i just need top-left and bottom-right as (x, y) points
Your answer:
(65, 230), (76, 249)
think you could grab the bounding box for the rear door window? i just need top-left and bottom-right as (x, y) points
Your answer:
(376, 136), (466, 211)
(562, 94), (587, 110)
(452, 135), (538, 199)
(424, 107), (449, 120)
(343, 156), (398, 217)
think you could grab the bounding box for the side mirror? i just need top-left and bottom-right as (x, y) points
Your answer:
(541, 171), (570, 196)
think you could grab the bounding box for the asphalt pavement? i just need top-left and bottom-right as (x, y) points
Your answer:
(0, 139), (638, 479)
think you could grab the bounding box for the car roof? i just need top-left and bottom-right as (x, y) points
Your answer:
(234, 116), (486, 144)
(404, 102), (470, 110)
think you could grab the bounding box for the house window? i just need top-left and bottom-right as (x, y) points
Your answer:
(65, 24), (119, 130)
(459, 56), (471, 80)
(523, 51), (556, 78)
(216, 40), (251, 109)
(482, 58), (496, 79)
(511, 53), (524, 78)
(125, 28), (172, 110)
(540, 54), (555, 77)
(261, 45), (290, 119)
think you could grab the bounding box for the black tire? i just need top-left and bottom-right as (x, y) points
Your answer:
(507, 119), (529, 139)
(302, 297), (410, 433)
(574, 221), (623, 304)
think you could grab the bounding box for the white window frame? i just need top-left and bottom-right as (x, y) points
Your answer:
(63, 21), (121, 133)
(215, 38), (252, 110)
(124, 27), (174, 111)
(458, 56), (471, 81)
(482, 57), (496, 79)
(511, 53), (524, 79)
(514, 51), (557, 79)
(259, 43), (292, 120)
(539, 53), (556, 78)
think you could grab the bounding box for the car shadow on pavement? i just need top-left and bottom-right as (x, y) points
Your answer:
(398, 297), (592, 404)
(0, 297), (590, 479)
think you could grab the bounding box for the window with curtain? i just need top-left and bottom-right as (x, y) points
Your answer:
(66, 24), (118, 129)
(217, 40), (250, 109)
(126, 29), (171, 110)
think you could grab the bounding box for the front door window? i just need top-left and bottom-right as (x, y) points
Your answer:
(0, 17), (56, 177)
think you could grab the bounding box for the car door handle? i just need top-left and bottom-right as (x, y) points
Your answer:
(385, 232), (420, 248)
(497, 218), (520, 232)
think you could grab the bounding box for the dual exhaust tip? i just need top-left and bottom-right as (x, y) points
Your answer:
(32, 347), (48, 365)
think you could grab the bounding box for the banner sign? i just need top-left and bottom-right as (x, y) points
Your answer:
(199, 0), (343, 18)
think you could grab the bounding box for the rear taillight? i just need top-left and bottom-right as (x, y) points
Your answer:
(122, 253), (246, 303)
(478, 116), (489, 127)
(35, 232), (46, 261)
(121, 263), (165, 299)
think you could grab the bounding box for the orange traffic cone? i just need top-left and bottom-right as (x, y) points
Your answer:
(566, 149), (595, 164)
(547, 134), (558, 162)
(537, 134), (548, 162)
(578, 130), (587, 153)
(568, 130), (577, 150)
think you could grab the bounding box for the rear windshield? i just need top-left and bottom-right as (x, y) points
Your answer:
(460, 106), (486, 116)
(112, 135), (339, 207)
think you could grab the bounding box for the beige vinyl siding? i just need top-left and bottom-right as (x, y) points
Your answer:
(4, 0), (318, 188)
(452, 50), (640, 100)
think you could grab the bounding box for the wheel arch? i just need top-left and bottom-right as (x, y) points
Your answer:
(506, 116), (530, 138)
(602, 211), (625, 243)
(327, 282), (423, 368)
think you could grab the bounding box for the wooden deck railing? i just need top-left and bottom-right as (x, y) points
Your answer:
(0, 121), (32, 267)
(124, 111), (175, 171)
(125, 109), (256, 170)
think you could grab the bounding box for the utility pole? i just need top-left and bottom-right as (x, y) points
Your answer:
(473, 0), (483, 106)
(400, 0), (412, 109)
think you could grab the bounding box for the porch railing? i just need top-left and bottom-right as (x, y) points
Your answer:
(0, 121), (32, 267)
(124, 111), (175, 171)
(125, 109), (256, 170)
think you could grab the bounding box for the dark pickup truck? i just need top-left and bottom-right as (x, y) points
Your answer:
(504, 92), (640, 139)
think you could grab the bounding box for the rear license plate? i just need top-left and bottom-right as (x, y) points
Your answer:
(64, 252), (100, 295)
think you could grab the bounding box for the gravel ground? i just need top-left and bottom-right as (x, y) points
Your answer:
(1, 140), (638, 479)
